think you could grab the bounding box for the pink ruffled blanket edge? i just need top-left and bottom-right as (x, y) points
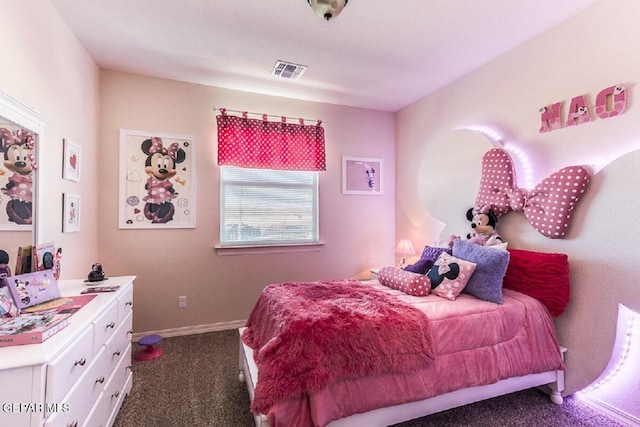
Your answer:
(242, 278), (435, 414)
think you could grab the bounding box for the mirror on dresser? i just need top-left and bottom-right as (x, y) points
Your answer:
(0, 90), (47, 267)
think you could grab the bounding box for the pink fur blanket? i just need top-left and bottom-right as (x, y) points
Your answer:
(242, 279), (435, 414)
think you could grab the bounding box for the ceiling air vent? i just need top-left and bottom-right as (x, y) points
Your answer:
(271, 60), (307, 79)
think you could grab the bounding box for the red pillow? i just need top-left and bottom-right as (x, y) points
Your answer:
(503, 249), (569, 316)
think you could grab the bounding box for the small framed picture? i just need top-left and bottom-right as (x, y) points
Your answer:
(342, 156), (383, 195)
(63, 193), (80, 233)
(63, 139), (81, 181)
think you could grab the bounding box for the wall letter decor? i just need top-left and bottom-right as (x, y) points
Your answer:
(539, 84), (626, 133)
(566, 95), (593, 127)
(539, 102), (562, 133)
(595, 85), (626, 119)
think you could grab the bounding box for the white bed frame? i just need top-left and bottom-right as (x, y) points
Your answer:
(238, 328), (565, 427)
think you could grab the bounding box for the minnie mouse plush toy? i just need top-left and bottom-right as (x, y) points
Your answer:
(465, 207), (503, 246)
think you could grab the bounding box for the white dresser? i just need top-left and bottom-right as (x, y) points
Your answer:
(0, 276), (135, 427)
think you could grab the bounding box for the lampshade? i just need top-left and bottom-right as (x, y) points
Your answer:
(395, 239), (416, 255)
(307, 0), (348, 21)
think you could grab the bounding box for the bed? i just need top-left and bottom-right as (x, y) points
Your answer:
(238, 242), (569, 427)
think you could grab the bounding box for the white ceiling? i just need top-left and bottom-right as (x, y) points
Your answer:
(50, 0), (600, 112)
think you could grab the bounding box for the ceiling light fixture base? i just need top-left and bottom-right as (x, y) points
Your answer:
(307, 0), (348, 21)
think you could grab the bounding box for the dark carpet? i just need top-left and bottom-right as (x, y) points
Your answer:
(114, 330), (623, 427)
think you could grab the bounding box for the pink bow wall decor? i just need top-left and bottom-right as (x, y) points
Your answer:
(475, 148), (591, 239)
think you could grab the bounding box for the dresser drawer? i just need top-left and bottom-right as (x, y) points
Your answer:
(45, 345), (109, 426)
(118, 285), (134, 323)
(83, 390), (107, 427)
(104, 344), (133, 426)
(105, 312), (132, 372)
(93, 300), (119, 354)
(84, 345), (132, 427)
(46, 325), (95, 406)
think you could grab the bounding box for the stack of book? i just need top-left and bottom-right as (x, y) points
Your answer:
(0, 294), (97, 347)
(15, 242), (57, 275)
(0, 311), (70, 347)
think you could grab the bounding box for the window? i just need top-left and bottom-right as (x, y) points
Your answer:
(220, 166), (319, 246)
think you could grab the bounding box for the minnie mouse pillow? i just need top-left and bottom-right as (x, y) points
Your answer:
(427, 252), (477, 301)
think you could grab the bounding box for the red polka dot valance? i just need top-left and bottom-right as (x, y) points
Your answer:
(216, 109), (326, 171)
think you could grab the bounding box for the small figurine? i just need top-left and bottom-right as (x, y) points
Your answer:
(0, 249), (11, 280)
(87, 262), (106, 282)
(52, 248), (62, 280)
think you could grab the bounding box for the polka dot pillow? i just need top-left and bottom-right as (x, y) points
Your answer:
(377, 267), (431, 296)
(427, 252), (477, 301)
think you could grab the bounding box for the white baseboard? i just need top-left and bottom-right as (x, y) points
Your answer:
(131, 320), (246, 342)
(577, 394), (640, 427)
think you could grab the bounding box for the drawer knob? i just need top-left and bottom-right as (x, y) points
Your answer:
(125, 301), (133, 306)
(127, 329), (134, 335)
(66, 421), (78, 427)
(113, 350), (121, 356)
(112, 391), (120, 399)
(74, 358), (87, 366)
(95, 376), (105, 384)
(107, 322), (116, 329)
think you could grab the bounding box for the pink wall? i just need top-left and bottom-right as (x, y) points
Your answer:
(98, 71), (396, 333)
(0, 1), (100, 279)
(395, 0), (640, 411)
(1, 2), (395, 335)
(5, 0), (639, 419)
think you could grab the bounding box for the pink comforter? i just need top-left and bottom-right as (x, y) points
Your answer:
(265, 283), (565, 427)
(242, 279), (435, 414)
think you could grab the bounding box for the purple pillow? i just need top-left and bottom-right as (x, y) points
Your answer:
(404, 258), (434, 274)
(404, 246), (451, 275)
(420, 245), (451, 260)
(452, 239), (510, 304)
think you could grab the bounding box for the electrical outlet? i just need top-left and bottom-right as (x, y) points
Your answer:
(178, 295), (187, 308)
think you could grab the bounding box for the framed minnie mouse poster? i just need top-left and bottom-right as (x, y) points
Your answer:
(118, 129), (196, 229)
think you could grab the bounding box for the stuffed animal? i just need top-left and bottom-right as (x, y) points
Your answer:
(465, 207), (502, 246)
(0, 249), (11, 279)
(87, 262), (106, 282)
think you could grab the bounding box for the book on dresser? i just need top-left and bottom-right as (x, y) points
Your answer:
(2, 269), (61, 311)
(14, 245), (32, 275)
(0, 294), (97, 347)
(0, 311), (70, 347)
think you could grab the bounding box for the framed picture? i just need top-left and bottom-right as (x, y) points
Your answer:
(119, 129), (196, 229)
(342, 156), (383, 195)
(63, 139), (81, 181)
(63, 193), (80, 233)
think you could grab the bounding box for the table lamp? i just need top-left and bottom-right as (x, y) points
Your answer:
(395, 239), (416, 268)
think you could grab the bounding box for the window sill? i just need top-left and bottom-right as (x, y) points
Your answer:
(215, 242), (324, 256)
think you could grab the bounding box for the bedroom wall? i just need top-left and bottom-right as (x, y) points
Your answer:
(0, 1), (100, 279)
(98, 71), (396, 334)
(395, 0), (640, 404)
(1, 1), (396, 341)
